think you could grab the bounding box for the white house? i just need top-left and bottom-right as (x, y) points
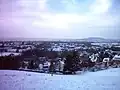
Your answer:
(113, 55), (120, 61)
(39, 64), (43, 71)
(89, 54), (98, 62)
(103, 58), (110, 63)
(112, 55), (120, 67)
(43, 61), (51, 71)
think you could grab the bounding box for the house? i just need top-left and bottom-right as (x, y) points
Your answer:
(7, 49), (17, 52)
(112, 55), (120, 61)
(0, 48), (7, 52)
(103, 58), (110, 67)
(112, 55), (120, 67)
(38, 64), (43, 71)
(103, 58), (110, 62)
(89, 54), (98, 62)
(111, 46), (120, 54)
(43, 61), (50, 71)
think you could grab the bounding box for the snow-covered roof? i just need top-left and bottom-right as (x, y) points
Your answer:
(113, 55), (120, 61)
(0, 52), (21, 56)
(114, 46), (120, 48)
(103, 58), (110, 62)
(52, 47), (62, 51)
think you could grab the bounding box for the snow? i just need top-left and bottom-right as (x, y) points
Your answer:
(52, 47), (62, 51)
(7, 49), (17, 52)
(0, 52), (21, 56)
(0, 68), (120, 90)
(113, 55), (120, 61)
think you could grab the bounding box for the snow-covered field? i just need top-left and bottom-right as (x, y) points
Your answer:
(0, 68), (120, 90)
(0, 52), (21, 56)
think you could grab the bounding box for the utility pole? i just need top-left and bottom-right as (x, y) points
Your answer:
(0, 42), (4, 57)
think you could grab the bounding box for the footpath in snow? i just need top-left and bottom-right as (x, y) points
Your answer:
(0, 68), (120, 90)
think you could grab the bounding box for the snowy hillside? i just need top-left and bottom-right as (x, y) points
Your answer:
(0, 68), (120, 90)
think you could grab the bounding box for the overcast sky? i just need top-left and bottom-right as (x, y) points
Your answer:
(0, 0), (120, 39)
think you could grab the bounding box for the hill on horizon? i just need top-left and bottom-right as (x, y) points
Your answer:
(0, 37), (120, 42)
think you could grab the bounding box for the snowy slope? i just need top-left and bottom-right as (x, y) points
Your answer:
(0, 68), (120, 90)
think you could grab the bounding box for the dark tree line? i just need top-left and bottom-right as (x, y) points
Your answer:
(22, 49), (58, 59)
(0, 56), (21, 69)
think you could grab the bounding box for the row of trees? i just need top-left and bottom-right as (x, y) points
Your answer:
(22, 49), (58, 59)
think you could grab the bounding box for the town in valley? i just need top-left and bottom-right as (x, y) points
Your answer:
(0, 38), (120, 74)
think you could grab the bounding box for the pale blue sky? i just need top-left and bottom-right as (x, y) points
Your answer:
(0, 0), (120, 39)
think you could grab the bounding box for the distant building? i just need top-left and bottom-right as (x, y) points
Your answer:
(112, 55), (120, 67)
(111, 46), (120, 54)
(112, 55), (120, 61)
(89, 54), (98, 62)
(7, 49), (17, 52)
(103, 58), (110, 62)
(0, 52), (21, 57)
(43, 61), (50, 71)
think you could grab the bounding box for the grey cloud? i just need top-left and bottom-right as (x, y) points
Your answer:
(0, 0), (120, 39)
